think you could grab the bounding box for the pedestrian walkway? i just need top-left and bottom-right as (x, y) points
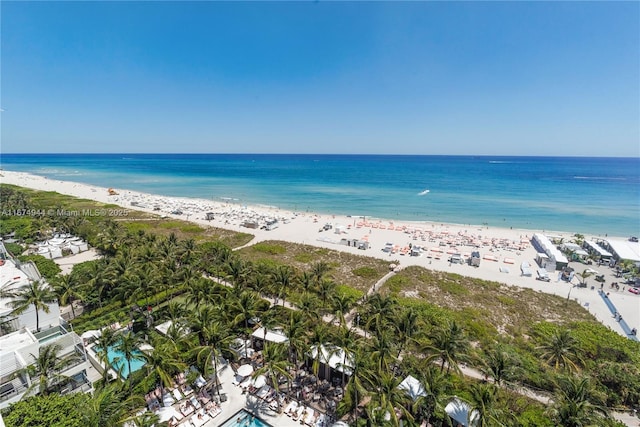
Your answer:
(598, 290), (639, 341)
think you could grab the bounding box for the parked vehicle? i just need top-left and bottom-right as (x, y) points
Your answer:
(536, 268), (550, 282)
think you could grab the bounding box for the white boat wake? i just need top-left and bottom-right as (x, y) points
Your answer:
(418, 189), (430, 196)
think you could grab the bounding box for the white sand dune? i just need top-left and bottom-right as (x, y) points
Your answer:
(1, 170), (638, 337)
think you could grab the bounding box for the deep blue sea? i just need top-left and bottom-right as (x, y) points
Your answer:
(1, 154), (638, 237)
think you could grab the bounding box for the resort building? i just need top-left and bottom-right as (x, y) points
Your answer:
(0, 244), (92, 410)
(531, 234), (568, 271)
(583, 240), (613, 262)
(599, 239), (640, 266)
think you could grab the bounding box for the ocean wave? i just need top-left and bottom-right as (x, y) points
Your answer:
(573, 176), (626, 181)
(418, 189), (430, 196)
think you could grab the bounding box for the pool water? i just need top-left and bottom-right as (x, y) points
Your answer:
(219, 410), (273, 427)
(96, 344), (145, 379)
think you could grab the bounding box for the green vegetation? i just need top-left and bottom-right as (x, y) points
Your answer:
(16, 254), (62, 280)
(1, 393), (90, 427)
(1, 185), (636, 427)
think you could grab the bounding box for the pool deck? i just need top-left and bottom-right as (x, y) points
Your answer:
(205, 366), (311, 427)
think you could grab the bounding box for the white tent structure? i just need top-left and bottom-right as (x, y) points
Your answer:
(308, 344), (354, 378)
(251, 327), (288, 343)
(398, 375), (427, 401)
(445, 397), (479, 427)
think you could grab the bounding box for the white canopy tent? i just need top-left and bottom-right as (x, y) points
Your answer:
(445, 397), (479, 427)
(398, 375), (427, 401)
(251, 327), (288, 343)
(308, 344), (354, 375)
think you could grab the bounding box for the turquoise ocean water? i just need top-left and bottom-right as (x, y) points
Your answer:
(1, 154), (638, 237)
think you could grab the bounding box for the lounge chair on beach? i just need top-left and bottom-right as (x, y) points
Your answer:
(173, 388), (183, 402)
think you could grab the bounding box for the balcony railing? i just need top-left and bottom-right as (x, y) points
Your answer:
(0, 379), (28, 403)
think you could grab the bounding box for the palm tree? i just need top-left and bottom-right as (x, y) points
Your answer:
(93, 327), (119, 384)
(115, 331), (143, 394)
(396, 307), (420, 359)
(310, 261), (331, 283)
(272, 265), (294, 307)
(309, 323), (331, 383)
(140, 339), (186, 398)
(285, 311), (309, 366)
(123, 412), (164, 427)
(330, 292), (354, 327)
(21, 343), (81, 395)
(53, 274), (83, 319)
(365, 294), (397, 337)
(414, 364), (452, 425)
(233, 290), (264, 350)
(337, 345), (371, 423)
(192, 319), (233, 398)
(254, 342), (291, 412)
(297, 271), (315, 293)
(9, 279), (57, 332)
(297, 292), (321, 322)
(480, 344), (519, 386)
(546, 375), (609, 427)
(371, 370), (413, 427)
(369, 330), (396, 373)
(424, 321), (469, 375)
(316, 278), (337, 310)
(84, 383), (142, 427)
(336, 326), (360, 386)
(466, 383), (509, 427)
(576, 269), (593, 287)
(537, 328), (583, 373)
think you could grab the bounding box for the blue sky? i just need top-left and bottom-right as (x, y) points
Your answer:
(2, 1), (638, 156)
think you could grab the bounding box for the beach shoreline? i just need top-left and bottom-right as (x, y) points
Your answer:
(1, 169), (638, 338)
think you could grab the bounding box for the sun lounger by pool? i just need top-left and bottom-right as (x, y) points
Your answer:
(189, 396), (201, 409)
(303, 408), (316, 425)
(284, 401), (298, 416)
(315, 414), (328, 427)
(292, 405), (305, 421)
(173, 388), (183, 402)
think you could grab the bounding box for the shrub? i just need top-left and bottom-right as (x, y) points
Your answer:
(17, 254), (61, 280)
(294, 253), (314, 263)
(3, 241), (25, 256)
(252, 243), (286, 255)
(351, 266), (379, 279)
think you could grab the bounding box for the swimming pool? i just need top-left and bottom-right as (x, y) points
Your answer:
(96, 344), (145, 379)
(219, 409), (274, 427)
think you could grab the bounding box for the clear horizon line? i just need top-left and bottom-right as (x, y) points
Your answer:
(2, 152), (639, 159)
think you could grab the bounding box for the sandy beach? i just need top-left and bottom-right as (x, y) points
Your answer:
(2, 170), (638, 339)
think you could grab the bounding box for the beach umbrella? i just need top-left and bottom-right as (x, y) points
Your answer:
(237, 364), (254, 377)
(252, 374), (267, 389)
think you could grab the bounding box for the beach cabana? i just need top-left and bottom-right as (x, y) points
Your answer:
(251, 327), (288, 344)
(307, 344), (354, 380)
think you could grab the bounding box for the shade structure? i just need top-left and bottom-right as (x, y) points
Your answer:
(237, 364), (254, 377)
(81, 330), (101, 340)
(398, 375), (427, 401)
